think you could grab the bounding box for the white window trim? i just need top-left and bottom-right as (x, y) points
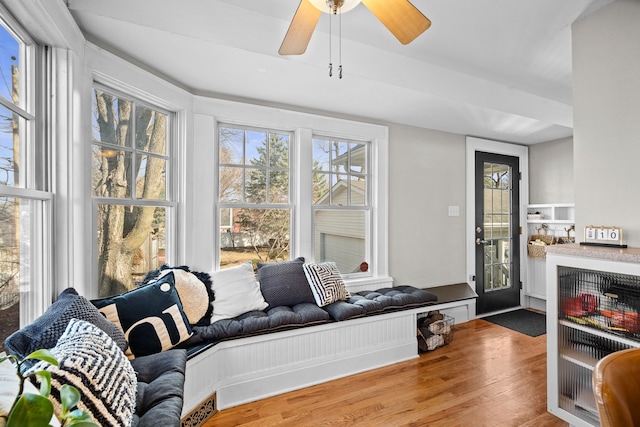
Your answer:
(0, 7), (54, 325)
(88, 83), (179, 296)
(81, 43), (192, 298)
(309, 135), (372, 279)
(196, 96), (391, 292)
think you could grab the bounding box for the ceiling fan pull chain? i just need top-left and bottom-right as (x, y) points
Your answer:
(338, 8), (343, 79)
(328, 4), (333, 77)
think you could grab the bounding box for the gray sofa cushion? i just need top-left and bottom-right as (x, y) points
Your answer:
(130, 349), (186, 427)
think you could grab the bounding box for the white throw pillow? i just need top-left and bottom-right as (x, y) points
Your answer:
(210, 261), (268, 323)
(24, 319), (136, 427)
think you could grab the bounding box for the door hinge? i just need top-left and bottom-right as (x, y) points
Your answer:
(519, 226), (523, 235)
(520, 281), (523, 289)
(519, 172), (522, 180)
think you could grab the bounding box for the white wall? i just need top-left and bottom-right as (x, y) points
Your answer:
(387, 124), (467, 287)
(573, 0), (640, 245)
(528, 137), (574, 204)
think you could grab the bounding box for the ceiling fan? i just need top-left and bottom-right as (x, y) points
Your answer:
(279, 0), (432, 55)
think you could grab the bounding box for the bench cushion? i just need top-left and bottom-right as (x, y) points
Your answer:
(187, 285), (438, 345)
(326, 286), (439, 321)
(192, 303), (330, 342)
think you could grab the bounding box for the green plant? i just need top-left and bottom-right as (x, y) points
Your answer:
(0, 349), (98, 427)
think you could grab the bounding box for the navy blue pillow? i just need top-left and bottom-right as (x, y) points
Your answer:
(91, 272), (193, 358)
(257, 257), (316, 308)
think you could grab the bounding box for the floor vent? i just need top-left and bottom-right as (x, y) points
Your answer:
(181, 392), (217, 427)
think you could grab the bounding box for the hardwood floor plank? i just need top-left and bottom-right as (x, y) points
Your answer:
(202, 319), (568, 427)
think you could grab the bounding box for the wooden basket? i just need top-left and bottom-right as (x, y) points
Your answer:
(527, 234), (555, 260)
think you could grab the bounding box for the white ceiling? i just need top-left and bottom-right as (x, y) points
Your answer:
(66, 0), (614, 144)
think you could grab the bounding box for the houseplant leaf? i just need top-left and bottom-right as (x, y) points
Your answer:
(34, 369), (52, 396)
(6, 392), (54, 427)
(24, 349), (59, 366)
(60, 384), (81, 414)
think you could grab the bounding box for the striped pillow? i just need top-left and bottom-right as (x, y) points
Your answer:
(25, 318), (137, 427)
(303, 262), (350, 307)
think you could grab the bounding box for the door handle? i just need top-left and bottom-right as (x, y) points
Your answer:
(476, 238), (489, 245)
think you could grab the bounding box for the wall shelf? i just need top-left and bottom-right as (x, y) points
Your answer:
(524, 203), (575, 305)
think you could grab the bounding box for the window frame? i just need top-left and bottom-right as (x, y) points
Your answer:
(202, 98), (390, 292)
(0, 7), (54, 326)
(90, 82), (178, 296)
(215, 123), (295, 268)
(311, 135), (372, 278)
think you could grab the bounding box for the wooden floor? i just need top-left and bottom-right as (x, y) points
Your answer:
(203, 318), (569, 427)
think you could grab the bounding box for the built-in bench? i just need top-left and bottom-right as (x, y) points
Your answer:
(180, 282), (477, 427)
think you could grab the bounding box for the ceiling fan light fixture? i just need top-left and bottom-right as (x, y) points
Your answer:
(308, 0), (362, 14)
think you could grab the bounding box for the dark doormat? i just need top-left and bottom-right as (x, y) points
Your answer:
(482, 309), (546, 337)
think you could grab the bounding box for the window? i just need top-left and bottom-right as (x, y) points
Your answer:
(205, 97), (388, 288)
(217, 125), (292, 268)
(0, 14), (52, 353)
(215, 124), (372, 277)
(91, 86), (174, 297)
(312, 137), (370, 275)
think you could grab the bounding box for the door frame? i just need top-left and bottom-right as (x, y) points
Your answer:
(465, 136), (529, 316)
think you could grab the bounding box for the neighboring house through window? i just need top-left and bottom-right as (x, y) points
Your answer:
(312, 137), (370, 275)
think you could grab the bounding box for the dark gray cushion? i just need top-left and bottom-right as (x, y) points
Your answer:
(4, 287), (127, 368)
(370, 286), (438, 309)
(323, 300), (367, 321)
(130, 349), (186, 427)
(257, 257), (315, 307)
(326, 285), (439, 321)
(193, 302), (330, 342)
(187, 286), (437, 347)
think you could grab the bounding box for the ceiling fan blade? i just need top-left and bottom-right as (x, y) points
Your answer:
(279, 0), (322, 55)
(361, 0), (431, 45)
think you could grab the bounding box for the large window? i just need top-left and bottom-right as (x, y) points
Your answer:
(312, 137), (370, 275)
(216, 124), (373, 277)
(218, 125), (292, 268)
(0, 14), (52, 353)
(91, 86), (174, 297)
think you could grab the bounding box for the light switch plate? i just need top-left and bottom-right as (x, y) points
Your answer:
(448, 205), (460, 216)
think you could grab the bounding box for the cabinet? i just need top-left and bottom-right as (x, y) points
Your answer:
(546, 245), (640, 426)
(525, 203), (575, 303)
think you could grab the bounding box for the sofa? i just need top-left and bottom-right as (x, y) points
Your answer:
(3, 288), (186, 427)
(3, 259), (439, 426)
